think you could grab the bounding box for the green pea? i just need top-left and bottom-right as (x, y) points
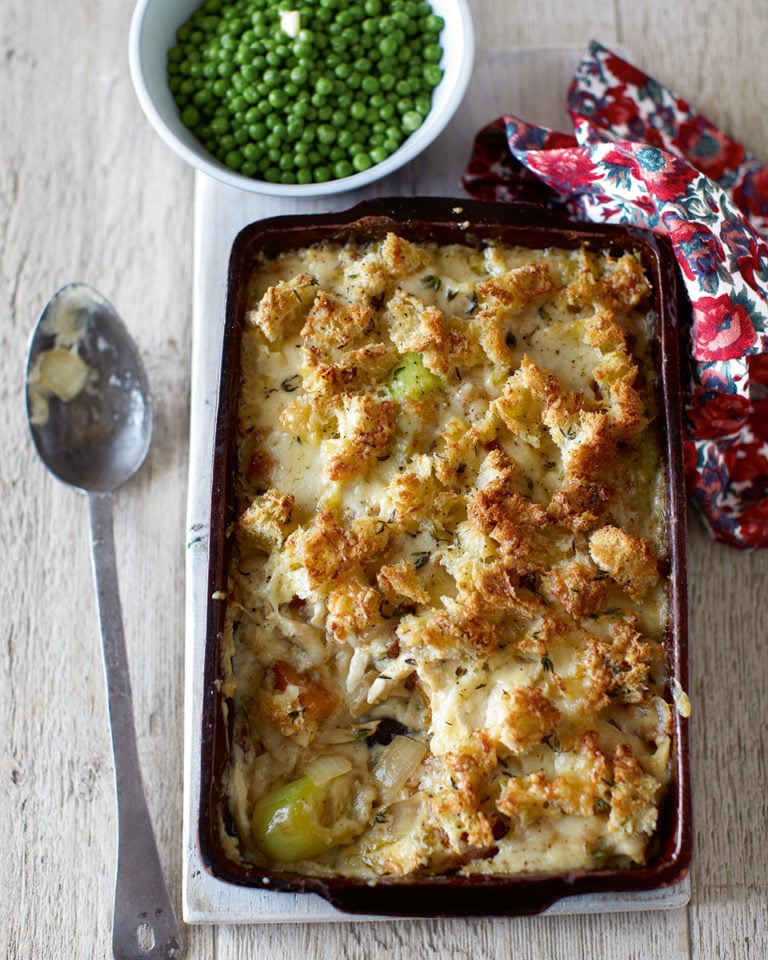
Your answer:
(370, 145), (387, 164)
(333, 158), (355, 179)
(423, 63), (443, 87)
(292, 100), (311, 118)
(268, 88), (288, 108)
(180, 105), (201, 128)
(337, 129), (354, 149)
(224, 148), (243, 169)
(378, 37), (397, 57)
(400, 110), (423, 133)
(286, 119), (304, 140)
(414, 94), (431, 116)
(352, 151), (372, 172)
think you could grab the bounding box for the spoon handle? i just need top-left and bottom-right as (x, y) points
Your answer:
(88, 491), (184, 960)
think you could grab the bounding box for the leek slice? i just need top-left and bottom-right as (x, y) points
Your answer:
(251, 768), (364, 862)
(304, 753), (353, 786)
(390, 352), (442, 401)
(373, 735), (427, 800)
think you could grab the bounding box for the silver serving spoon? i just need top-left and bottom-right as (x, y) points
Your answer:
(25, 284), (184, 960)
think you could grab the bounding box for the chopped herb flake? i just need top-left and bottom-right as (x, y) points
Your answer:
(280, 374), (301, 392)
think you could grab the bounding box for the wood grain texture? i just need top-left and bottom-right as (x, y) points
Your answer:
(209, 911), (691, 960)
(614, 8), (768, 958)
(3, 0), (768, 956)
(617, 0), (768, 159)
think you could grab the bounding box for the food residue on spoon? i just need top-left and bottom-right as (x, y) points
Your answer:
(27, 293), (95, 425)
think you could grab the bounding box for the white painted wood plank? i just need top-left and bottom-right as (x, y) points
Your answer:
(208, 909), (691, 960)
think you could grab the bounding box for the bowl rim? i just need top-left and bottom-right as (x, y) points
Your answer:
(128, 0), (476, 197)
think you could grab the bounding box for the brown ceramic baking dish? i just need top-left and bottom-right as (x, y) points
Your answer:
(198, 196), (691, 917)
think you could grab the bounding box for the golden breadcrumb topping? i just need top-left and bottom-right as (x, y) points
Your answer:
(221, 232), (674, 880)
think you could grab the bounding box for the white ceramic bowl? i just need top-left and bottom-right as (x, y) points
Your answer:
(129, 0), (474, 197)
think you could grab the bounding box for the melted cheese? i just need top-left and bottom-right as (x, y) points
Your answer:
(222, 232), (674, 881)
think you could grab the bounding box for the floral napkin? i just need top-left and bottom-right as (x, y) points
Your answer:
(463, 41), (768, 549)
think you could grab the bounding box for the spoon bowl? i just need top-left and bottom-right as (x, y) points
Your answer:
(26, 283), (152, 493)
(25, 284), (183, 960)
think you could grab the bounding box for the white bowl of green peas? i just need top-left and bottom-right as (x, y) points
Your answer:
(129, 0), (475, 197)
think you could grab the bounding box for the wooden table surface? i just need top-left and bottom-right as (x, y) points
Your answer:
(4, 1), (768, 957)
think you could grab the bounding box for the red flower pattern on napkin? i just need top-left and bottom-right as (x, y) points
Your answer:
(463, 41), (768, 548)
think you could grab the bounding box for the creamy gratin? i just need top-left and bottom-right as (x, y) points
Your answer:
(219, 230), (675, 879)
